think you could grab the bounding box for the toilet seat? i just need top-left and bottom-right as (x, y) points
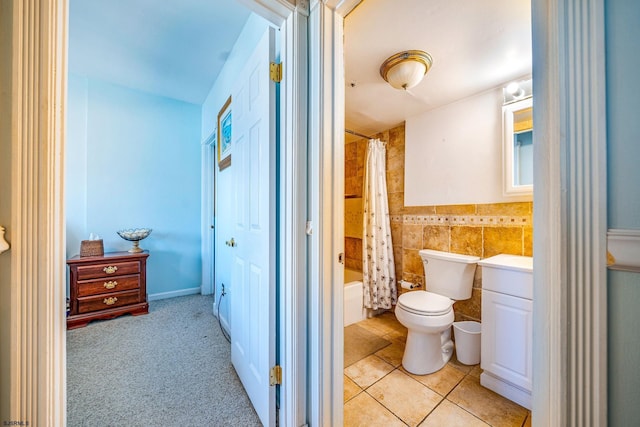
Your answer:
(397, 291), (452, 316)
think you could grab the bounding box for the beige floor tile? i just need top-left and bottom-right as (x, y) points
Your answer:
(404, 363), (465, 396)
(358, 314), (400, 337)
(447, 376), (528, 427)
(419, 400), (489, 427)
(367, 370), (443, 427)
(344, 392), (406, 427)
(383, 329), (408, 342)
(344, 375), (362, 402)
(448, 353), (474, 374)
(468, 364), (482, 379)
(344, 355), (395, 388)
(375, 337), (405, 367)
(379, 311), (408, 333)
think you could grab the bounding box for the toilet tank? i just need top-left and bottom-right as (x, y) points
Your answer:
(419, 249), (480, 300)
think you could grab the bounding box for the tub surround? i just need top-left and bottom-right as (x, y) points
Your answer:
(345, 124), (533, 322)
(344, 268), (366, 326)
(345, 197), (364, 239)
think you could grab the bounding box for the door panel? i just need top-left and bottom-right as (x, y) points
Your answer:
(229, 28), (276, 427)
(481, 289), (533, 391)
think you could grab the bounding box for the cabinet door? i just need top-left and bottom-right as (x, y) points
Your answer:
(481, 290), (532, 391)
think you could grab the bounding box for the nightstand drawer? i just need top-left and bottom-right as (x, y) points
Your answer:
(77, 275), (140, 297)
(67, 251), (149, 329)
(77, 289), (141, 314)
(77, 260), (140, 280)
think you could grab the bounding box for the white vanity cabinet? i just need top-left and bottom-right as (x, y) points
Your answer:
(478, 254), (533, 410)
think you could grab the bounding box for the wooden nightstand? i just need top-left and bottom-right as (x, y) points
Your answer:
(67, 251), (149, 329)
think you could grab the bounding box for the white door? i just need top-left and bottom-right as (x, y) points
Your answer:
(229, 28), (277, 427)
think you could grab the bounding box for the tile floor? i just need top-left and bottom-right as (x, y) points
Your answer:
(344, 312), (532, 427)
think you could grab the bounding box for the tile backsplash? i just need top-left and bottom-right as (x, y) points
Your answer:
(345, 123), (533, 322)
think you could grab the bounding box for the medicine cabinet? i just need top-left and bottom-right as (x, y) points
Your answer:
(503, 97), (533, 197)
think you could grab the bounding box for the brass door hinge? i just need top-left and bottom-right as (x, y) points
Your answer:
(270, 62), (282, 83)
(270, 365), (282, 386)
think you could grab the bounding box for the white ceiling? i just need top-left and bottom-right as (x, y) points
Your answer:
(68, 0), (531, 125)
(69, 0), (251, 105)
(344, 0), (532, 138)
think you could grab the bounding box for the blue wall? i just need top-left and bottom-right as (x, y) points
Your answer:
(200, 13), (270, 321)
(606, 0), (640, 425)
(201, 14), (270, 139)
(66, 74), (202, 298)
(66, 74), (88, 269)
(606, 0), (640, 229)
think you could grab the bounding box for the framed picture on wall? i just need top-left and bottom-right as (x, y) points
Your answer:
(217, 96), (232, 170)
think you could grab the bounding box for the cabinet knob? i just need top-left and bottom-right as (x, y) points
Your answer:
(103, 297), (118, 306)
(103, 281), (117, 290)
(103, 266), (118, 274)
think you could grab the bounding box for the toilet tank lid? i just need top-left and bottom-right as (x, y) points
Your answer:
(419, 249), (480, 264)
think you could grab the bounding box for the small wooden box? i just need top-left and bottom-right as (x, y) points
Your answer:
(80, 239), (104, 257)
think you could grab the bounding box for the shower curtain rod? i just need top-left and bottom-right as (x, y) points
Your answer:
(345, 129), (373, 139)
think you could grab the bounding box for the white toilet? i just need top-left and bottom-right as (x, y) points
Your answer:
(395, 249), (479, 375)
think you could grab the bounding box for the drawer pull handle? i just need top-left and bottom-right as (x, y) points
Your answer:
(103, 297), (118, 306)
(103, 266), (118, 274)
(103, 281), (117, 290)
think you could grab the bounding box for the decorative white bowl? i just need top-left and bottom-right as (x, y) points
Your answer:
(117, 228), (152, 253)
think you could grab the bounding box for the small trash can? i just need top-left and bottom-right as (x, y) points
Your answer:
(453, 321), (481, 365)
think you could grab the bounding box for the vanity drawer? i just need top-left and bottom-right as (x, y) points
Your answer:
(77, 289), (140, 314)
(77, 260), (140, 280)
(77, 275), (140, 297)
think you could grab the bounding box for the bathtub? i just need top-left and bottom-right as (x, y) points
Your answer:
(344, 268), (367, 326)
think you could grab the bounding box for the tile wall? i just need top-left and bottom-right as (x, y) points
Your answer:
(345, 123), (533, 321)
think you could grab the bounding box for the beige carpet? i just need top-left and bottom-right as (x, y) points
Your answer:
(67, 294), (261, 427)
(344, 324), (391, 367)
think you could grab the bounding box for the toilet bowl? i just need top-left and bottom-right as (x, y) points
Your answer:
(395, 249), (479, 375)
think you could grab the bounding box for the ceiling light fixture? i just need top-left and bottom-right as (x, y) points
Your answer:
(503, 79), (532, 104)
(380, 50), (433, 90)
(506, 81), (525, 99)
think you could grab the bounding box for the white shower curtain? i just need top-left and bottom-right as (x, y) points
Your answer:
(362, 138), (397, 310)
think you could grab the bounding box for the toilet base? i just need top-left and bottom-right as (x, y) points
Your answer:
(402, 327), (454, 375)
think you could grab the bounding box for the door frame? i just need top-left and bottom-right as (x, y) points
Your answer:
(235, 2), (309, 424)
(7, 0), (308, 425)
(307, 0), (607, 426)
(201, 131), (216, 296)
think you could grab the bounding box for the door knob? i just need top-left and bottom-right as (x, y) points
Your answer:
(225, 238), (236, 247)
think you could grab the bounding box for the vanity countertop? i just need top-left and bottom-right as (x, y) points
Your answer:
(478, 254), (532, 273)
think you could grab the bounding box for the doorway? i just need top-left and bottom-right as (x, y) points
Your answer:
(341, 0), (534, 423)
(306, 0), (608, 425)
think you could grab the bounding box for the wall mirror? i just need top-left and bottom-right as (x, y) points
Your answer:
(503, 96), (533, 196)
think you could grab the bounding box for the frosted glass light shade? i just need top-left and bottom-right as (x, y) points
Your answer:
(380, 50), (433, 90)
(385, 61), (427, 89)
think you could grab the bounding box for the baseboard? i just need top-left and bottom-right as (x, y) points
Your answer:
(148, 287), (201, 301)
